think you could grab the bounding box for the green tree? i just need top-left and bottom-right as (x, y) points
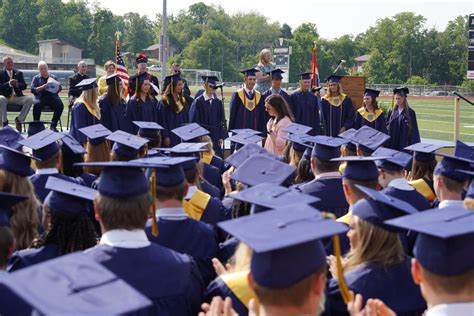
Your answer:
(36, 0), (66, 41)
(122, 12), (154, 54)
(289, 23), (318, 82)
(88, 8), (116, 64)
(62, 0), (92, 54)
(280, 23), (292, 38)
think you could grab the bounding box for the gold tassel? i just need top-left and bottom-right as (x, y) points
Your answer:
(150, 170), (158, 237)
(322, 212), (352, 305)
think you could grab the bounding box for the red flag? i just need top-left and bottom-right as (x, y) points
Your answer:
(310, 44), (319, 87)
(116, 38), (129, 97)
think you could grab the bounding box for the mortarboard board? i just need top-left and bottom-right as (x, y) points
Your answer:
(338, 128), (357, 152)
(136, 53), (148, 64)
(0, 192), (27, 227)
(20, 121), (48, 137)
(107, 130), (149, 160)
(226, 132), (264, 146)
(327, 75), (343, 83)
(352, 184), (418, 231)
(331, 156), (383, 181)
(225, 143), (267, 168)
(310, 135), (349, 161)
(60, 133), (87, 155)
(385, 207), (474, 276)
(372, 147), (413, 171)
(44, 177), (97, 216)
(240, 68), (259, 77)
(0, 252), (152, 314)
(133, 121), (164, 139)
(298, 72), (312, 80)
(434, 152), (473, 182)
(230, 154), (295, 186)
(364, 88), (380, 99)
(282, 123), (313, 135)
(457, 170), (474, 198)
(393, 86), (409, 96)
(0, 144), (40, 176)
(131, 156), (197, 187)
(0, 126), (24, 150)
(266, 68), (285, 80)
(404, 142), (443, 162)
(201, 75), (219, 85)
(75, 161), (150, 198)
(105, 73), (121, 86)
(281, 133), (313, 153)
(171, 123), (210, 142)
(230, 128), (262, 135)
(352, 125), (390, 153)
(218, 206), (348, 288)
(18, 129), (64, 161)
(76, 78), (98, 91)
(157, 142), (208, 155)
(454, 140), (474, 161)
(78, 124), (111, 145)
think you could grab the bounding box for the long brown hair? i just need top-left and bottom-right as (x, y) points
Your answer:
(84, 141), (111, 176)
(106, 80), (122, 106)
(265, 94), (294, 122)
(410, 158), (437, 181)
(162, 79), (186, 113)
(0, 170), (39, 250)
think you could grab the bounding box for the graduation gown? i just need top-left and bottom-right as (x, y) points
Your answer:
(99, 95), (127, 132)
(201, 152), (226, 175)
(7, 245), (58, 272)
(29, 172), (83, 203)
(354, 107), (388, 134)
(409, 177), (436, 204)
(382, 186), (430, 212)
(183, 189), (230, 228)
(125, 96), (160, 135)
(202, 163), (223, 191)
(326, 258), (426, 316)
(200, 179), (221, 198)
(386, 107), (421, 150)
(79, 172), (97, 188)
(297, 176), (349, 218)
(289, 89), (321, 136)
(145, 216), (219, 285)
(69, 102), (101, 145)
(86, 243), (203, 316)
(189, 94), (227, 156)
(158, 99), (190, 147)
(321, 94), (356, 137)
(228, 89), (265, 134)
(128, 72), (160, 96)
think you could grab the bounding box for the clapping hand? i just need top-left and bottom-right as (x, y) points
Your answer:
(347, 292), (396, 316)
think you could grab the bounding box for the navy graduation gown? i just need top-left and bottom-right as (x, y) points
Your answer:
(228, 89), (266, 134)
(202, 163), (223, 191)
(321, 94), (356, 137)
(7, 245), (58, 272)
(86, 244), (204, 316)
(189, 95), (227, 156)
(204, 275), (249, 316)
(216, 237), (239, 264)
(297, 177), (349, 218)
(200, 179), (221, 198)
(125, 96), (160, 135)
(99, 95), (127, 132)
(326, 258), (426, 316)
(386, 107), (421, 150)
(79, 172), (97, 188)
(29, 173), (84, 203)
(289, 89), (321, 136)
(354, 107), (388, 134)
(69, 102), (101, 145)
(146, 217), (219, 285)
(158, 100), (190, 147)
(382, 186), (430, 212)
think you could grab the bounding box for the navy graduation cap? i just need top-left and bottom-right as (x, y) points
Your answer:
(282, 123), (313, 135)
(230, 128), (262, 135)
(60, 133), (86, 155)
(230, 154), (295, 186)
(78, 124), (112, 145)
(0, 192), (27, 227)
(372, 147), (413, 171)
(352, 125), (390, 153)
(218, 206), (348, 289)
(133, 121), (164, 140)
(225, 143), (267, 168)
(454, 140), (474, 161)
(107, 130), (149, 159)
(310, 135), (349, 161)
(44, 177), (97, 216)
(327, 74), (343, 83)
(20, 121), (48, 137)
(172, 123), (210, 142)
(298, 72), (312, 80)
(226, 132), (264, 146)
(393, 86), (409, 96)
(385, 207), (474, 276)
(266, 68), (285, 80)
(201, 75), (219, 85)
(364, 88), (380, 99)
(105, 73), (121, 85)
(434, 152), (473, 182)
(76, 78), (98, 91)
(352, 184), (418, 231)
(331, 156), (383, 181)
(404, 142), (443, 162)
(18, 129), (64, 161)
(338, 128), (357, 152)
(0, 252), (152, 314)
(135, 156), (197, 187)
(0, 144), (40, 177)
(281, 133), (313, 153)
(240, 68), (259, 77)
(158, 142), (208, 155)
(0, 126), (24, 150)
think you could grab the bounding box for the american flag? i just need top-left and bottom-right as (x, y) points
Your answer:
(116, 38), (129, 97)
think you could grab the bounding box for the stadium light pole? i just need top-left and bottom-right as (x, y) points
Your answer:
(160, 0), (168, 81)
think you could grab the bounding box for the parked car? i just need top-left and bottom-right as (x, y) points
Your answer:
(428, 91), (449, 96)
(148, 64), (161, 72)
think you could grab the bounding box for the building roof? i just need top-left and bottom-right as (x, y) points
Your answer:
(144, 44), (160, 51)
(37, 39), (83, 51)
(354, 54), (370, 62)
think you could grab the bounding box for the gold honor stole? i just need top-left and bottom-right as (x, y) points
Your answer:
(409, 179), (436, 203)
(237, 89), (261, 111)
(337, 210), (352, 225)
(176, 98), (184, 113)
(322, 93), (347, 107)
(200, 152), (213, 165)
(183, 190), (211, 221)
(220, 271), (259, 309)
(82, 100), (100, 120)
(357, 107), (383, 123)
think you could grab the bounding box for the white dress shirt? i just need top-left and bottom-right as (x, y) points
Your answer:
(100, 229), (150, 248)
(425, 302), (474, 316)
(438, 200), (465, 209)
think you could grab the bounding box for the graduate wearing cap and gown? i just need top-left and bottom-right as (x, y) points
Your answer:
(19, 130), (84, 203)
(189, 75), (227, 157)
(7, 178), (97, 272)
(128, 54), (160, 97)
(321, 75), (356, 137)
(158, 73), (191, 147)
(355, 88), (388, 133)
(289, 72), (321, 136)
(228, 68), (266, 137)
(107, 130), (149, 162)
(261, 69), (291, 126)
(69, 78), (102, 145)
(125, 73), (160, 135)
(326, 186), (426, 316)
(60, 133), (97, 188)
(82, 161), (204, 315)
(0, 125), (25, 149)
(133, 121), (164, 149)
(386, 87), (421, 150)
(99, 74), (127, 133)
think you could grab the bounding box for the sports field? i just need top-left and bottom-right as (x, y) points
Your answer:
(8, 90), (474, 143)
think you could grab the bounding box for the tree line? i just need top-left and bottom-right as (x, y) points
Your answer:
(0, 0), (469, 86)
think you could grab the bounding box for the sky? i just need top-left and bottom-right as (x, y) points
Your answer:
(95, 0), (473, 39)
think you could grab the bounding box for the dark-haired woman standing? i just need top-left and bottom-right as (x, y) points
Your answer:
(264, 94), (294, 156)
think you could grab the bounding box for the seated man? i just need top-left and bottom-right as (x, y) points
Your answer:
(30, 61), (64, 131)
(0, 56), (33, 131)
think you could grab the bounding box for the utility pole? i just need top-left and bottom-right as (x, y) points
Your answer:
(159, 0), (168, 81)
(221, 47), (224, 81)
(208, 49), (211, 71)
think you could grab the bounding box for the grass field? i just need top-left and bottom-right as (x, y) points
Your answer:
(7, 89), (474, 143)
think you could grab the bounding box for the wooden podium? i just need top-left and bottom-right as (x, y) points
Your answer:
(340, 76), (366, 109)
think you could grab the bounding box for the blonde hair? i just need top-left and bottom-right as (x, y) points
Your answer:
(103, 60), (116, 70)
(200, 135), (215, 156)
(324, 82), (345, 98)
(77, 88), (101, 120)
(464, 198), (474, 210)
(0, 170), (39, 250)
(230, 242), (252, 272)
(344, 216), (405, 271)
(259, 48), (272, 65)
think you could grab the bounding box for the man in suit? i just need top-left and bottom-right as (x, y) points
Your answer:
(0, 56), (33, 131)
(68, 60), (89, 106)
